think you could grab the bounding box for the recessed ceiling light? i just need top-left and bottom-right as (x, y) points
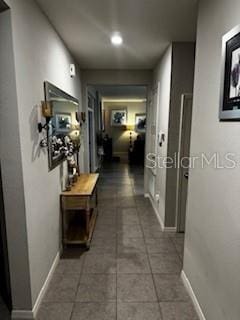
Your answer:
(111, 33), (123, 46)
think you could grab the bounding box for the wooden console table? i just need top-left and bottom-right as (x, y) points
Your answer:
(60, 173), (99, 249)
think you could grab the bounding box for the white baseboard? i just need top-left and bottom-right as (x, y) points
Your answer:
(11, 310), (34, 319)
(145, 193), (164, 231)
(145, 193), (177, 232)
(164, 227), (177, 232)
(12, 252), (60, 320)
(181, 270), (206, 320)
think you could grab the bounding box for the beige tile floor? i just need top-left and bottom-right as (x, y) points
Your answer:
(37, 162), (199, 320)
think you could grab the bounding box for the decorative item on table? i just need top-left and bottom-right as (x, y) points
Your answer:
(67, 155), (78, 186)
(135, 113), (146, 133)
(111, 109), (127, 126)
(51, 135), (74, 159)
(220, 26), (240, 120)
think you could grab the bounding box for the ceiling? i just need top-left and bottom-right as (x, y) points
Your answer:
(36, 0), (198, 70)
(91, 85), (147, 100)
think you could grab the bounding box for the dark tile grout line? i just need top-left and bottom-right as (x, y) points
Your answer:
(136, 203), (165, 320)
(170, 236), (184, 263)
(69, 254), (86, 320)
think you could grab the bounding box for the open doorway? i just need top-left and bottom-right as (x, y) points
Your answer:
(86, 85), (147, 169)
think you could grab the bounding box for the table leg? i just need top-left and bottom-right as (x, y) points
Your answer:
(86, 208), (90, 238)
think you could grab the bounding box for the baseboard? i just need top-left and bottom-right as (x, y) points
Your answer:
(12, 252), (60, 320)
(145, 193), (177, 232)
(181, 270), (206, 320)
(145, 193), (164, 231)
(11, 310), (34, 319)
(164, 227), (177, 232)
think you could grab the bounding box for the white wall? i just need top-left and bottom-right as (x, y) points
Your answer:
(151, 46), (172, 225)
(165, 42), (195, 227)
(1, 0), (83, 312)
(147, 43), (195, 229)
(184, 0), (240, 319)
(0, 9), (32, 310)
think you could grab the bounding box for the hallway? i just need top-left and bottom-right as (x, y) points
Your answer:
(37, 163), (198, 320)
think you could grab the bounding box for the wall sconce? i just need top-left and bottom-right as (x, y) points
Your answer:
(37, 101), (52, 133)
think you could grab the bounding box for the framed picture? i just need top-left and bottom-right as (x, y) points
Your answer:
(135, 113), (146, 133)
(111, 109), (127, 126)
(220, 25), (240, 120)
(55, 113), (71, 133)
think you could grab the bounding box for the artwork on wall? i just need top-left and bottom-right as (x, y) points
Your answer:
(111, 109), (127, 126)
(135, 113), (146, 133)
(220, 26), (240, 120)
(55, 113), (71, 133)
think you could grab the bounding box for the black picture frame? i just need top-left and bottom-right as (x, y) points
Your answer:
(111, 109), (127, 127)
(135, 113), (146, 133)
(220, 26), (240, 120)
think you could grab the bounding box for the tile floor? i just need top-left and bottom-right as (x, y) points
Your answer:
(37, 162), (198, 320)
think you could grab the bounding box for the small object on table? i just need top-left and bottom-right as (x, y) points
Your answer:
(66, 185), (72, 191)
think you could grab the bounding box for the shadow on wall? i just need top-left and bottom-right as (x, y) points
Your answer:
(29, 105), (47, 162)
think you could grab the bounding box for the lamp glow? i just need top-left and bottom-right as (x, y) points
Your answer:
(111, 33), (123, 46)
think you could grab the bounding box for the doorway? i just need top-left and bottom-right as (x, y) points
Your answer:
(0, 164), (12, 312)
(88, 109), (94, 173)
(176, 94), (193, 233)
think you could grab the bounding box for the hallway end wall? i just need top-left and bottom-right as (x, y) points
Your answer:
(103, 101), (147, 157)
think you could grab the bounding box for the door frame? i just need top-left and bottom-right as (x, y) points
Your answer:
(176, 94), (193, 232)
(88, 108), (95, 173)
(0, 163), (12, 310)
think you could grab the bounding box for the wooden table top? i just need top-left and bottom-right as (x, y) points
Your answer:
(61, 173), (99, 196)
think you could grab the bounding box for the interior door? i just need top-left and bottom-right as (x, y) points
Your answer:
(177, 94), (193, 232)
(146, 83), (161, 200)
(88, 110), (93, 172)
(0, 164), (12, 310)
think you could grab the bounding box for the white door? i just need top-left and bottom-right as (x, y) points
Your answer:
(147, 83), (160, 199)
(176, 94), (193, 232)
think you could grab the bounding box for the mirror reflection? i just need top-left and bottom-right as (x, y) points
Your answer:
(44, 82), (80, 170)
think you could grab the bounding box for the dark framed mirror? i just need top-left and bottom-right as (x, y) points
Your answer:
(44, 82), (80, 170)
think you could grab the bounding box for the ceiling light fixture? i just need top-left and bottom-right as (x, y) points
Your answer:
(111, 32), (123, 46)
